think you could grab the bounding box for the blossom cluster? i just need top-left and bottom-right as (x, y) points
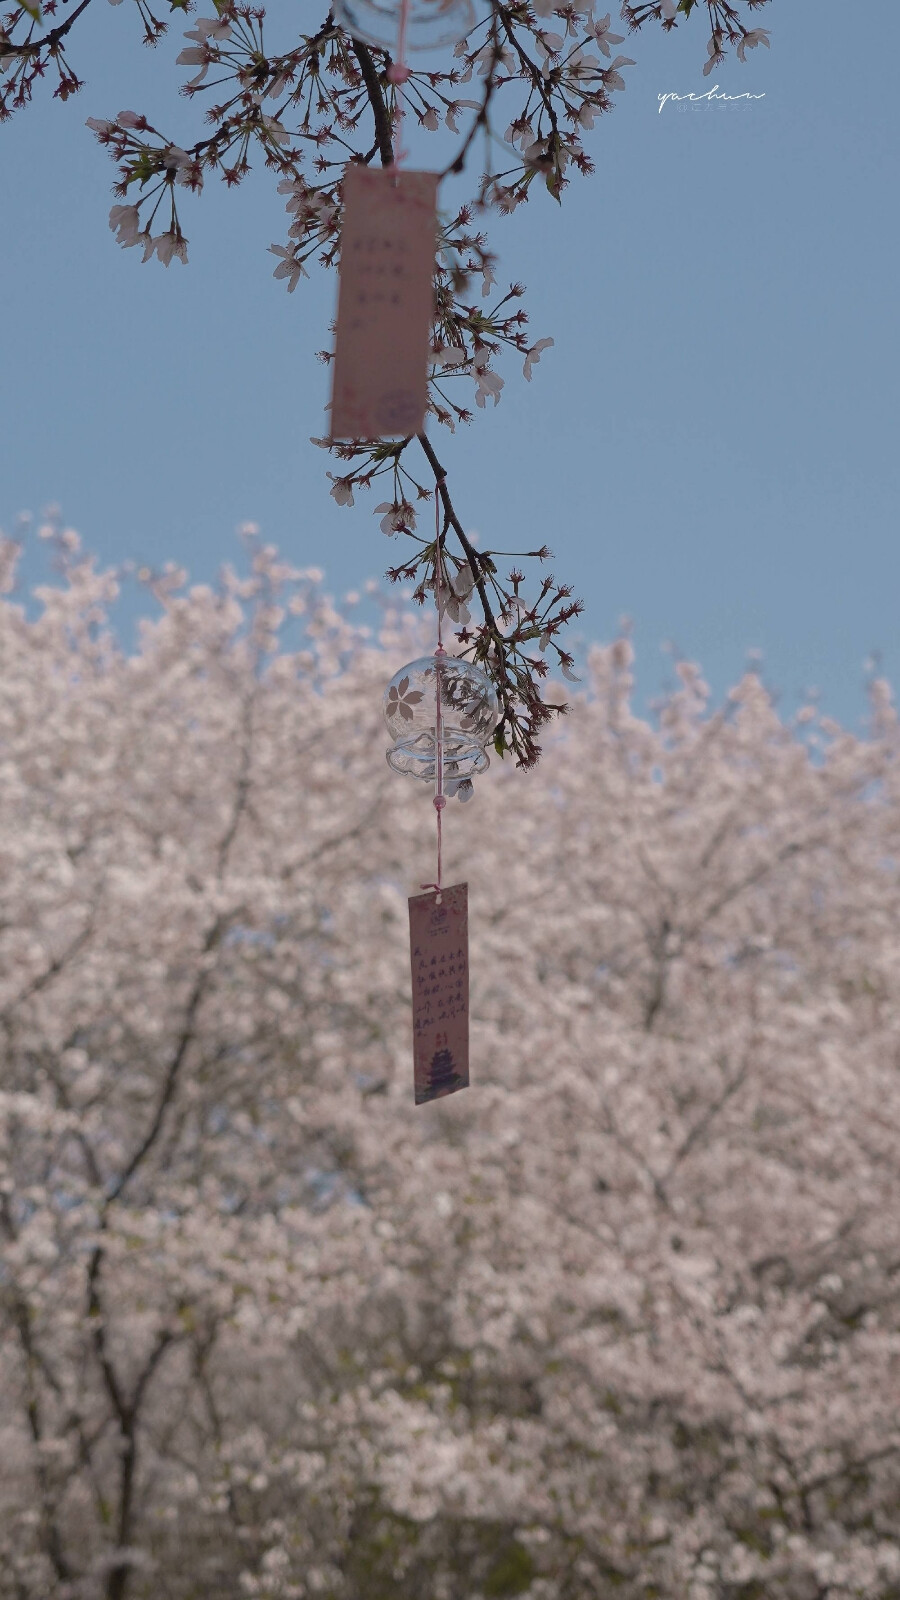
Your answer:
(621, 0), (770, 75)
(1, 0), (771, 760)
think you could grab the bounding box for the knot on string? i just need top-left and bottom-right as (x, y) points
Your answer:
(387, 62), (411, 82)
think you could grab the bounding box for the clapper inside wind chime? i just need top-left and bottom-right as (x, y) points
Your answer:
(328, 0), (498, 1100)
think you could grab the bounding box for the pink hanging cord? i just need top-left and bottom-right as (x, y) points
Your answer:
(422, 473), (447, 901)
(389, 0), (444, 902)
(386, 0), (412, 169)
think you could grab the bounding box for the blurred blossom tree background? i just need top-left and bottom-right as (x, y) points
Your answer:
(1, 526), (899, 1599)
(3, 0), (900, 1593)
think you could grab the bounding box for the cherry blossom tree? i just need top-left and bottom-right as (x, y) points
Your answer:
(0, 0), (771, 764)
(2, 524), (898, 1599)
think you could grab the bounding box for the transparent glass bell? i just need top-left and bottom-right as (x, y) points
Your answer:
(384, 653), (500, 791)
(334, 0), (475, 53)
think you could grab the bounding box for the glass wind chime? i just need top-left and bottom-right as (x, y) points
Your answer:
(330, 0), (495, 1103)
(383, 496), (500, 1103)
(334, 0), (474, 55)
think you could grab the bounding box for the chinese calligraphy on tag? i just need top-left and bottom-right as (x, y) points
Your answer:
(408, 882), (469, 1106)
(330, 165), (439, 441)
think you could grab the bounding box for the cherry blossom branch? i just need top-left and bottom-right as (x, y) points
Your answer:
(0, 918), (93, 1028)
(416, 430), (576, 766)
(621, 0), (771, 76)
(109, 922), (225, 1204)
(0, 0), (93, 56)
(440, 15), (503, 180)
(2, 0), (772, 758)
(69, 717), (262, 1594)
(497, 2), (560, 141)
(0, 0), (96, 112)
(662, 1049), (750, 1179)
(350, 34), (394, 167)
(0, 1196), (74, 1582)
(417, 430), (501, 642)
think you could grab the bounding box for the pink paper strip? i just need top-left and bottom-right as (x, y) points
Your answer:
(408, 882), (469, 1105)
(330, 165), (438, 441)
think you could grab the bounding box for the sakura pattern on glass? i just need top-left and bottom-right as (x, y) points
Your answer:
(384, 654), (499, 792)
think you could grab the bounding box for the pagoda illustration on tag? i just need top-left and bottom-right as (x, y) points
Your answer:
(424, 1043), (464, 1101)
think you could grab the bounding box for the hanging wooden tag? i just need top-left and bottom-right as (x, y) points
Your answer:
(330, 164), (438, 441)
(408, 882), (469, 1105)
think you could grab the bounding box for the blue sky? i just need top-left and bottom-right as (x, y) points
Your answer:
(1, 0), (897, 725)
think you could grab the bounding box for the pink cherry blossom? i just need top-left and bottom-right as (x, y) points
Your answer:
(523, 336), (554, 381)
(590, 12), (627, 55)
(152, 228), (187, 266)
(473, 358), (505, 408)
(737, 27), (771, 60)
(108, 203), (141, 247)
(269, 243), (307, 292)
(327, 472), (354, 506)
